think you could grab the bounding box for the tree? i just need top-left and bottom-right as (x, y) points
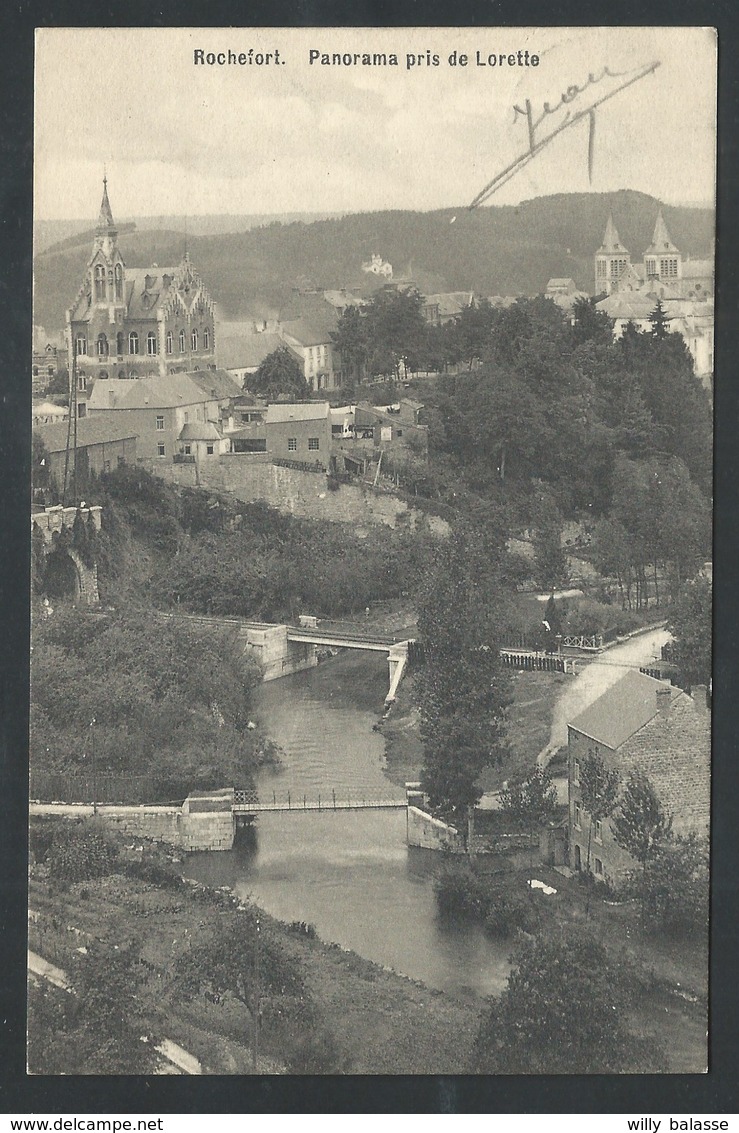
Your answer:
(578, 750), (620, 874)
(499, 767), (558, 831)
(475, 928), (661, 1073)
(176, 910), (313, 1072)
(667, 574), (712, 688)
(250, 346), (309, 400)
(633, 833), (709, 938)
(331, 305), (368, 384)
(649, 298), (669, 339)
(572, 295), (613, 348)
(364, 286), (428, 380)
(612, 768), (672, 925)
(416, 527), (511, 824)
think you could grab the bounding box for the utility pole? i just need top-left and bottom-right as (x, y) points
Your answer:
(90, 717), (97, 815)
(251, 917), (261, 1072)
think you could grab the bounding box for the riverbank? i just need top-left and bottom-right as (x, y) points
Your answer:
(381, 667), (568, 790)
(28, 828), (483, 1074)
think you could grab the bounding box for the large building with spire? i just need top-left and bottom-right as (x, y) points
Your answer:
(593, 209), (715, 388)
(66, 180), (217, 412)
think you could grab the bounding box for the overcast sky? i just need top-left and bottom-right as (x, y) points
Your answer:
(34, 26), (717, 220)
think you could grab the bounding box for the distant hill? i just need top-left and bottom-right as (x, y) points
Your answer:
(33, 191), (714, 334)
(34, 211), (348, 256)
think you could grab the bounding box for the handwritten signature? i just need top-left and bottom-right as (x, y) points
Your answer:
(469, 59), (661, 209)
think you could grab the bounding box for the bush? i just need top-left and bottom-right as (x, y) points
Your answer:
(47, 821), (118, 883)
(434, 863), (542, 936)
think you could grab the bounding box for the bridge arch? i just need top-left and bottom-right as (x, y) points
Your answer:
(32, 507), (102, 606)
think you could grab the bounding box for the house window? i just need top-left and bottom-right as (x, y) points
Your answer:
(573, 759), (580, 785)
(308, 437), (320, 451)
(114, 264), (123, 299)
(287, 437), (297, 452)
(191, 329), (198, 350)
(184, 411), (189, 423)
(147, 332), (158, 355)
(129, 331), (139, 355)
(104, 460), (111, 474)
(77, 374), (86, 392)
(97, 334), (109, 357)
(156, 415), (164, 431)
(166, 331), (173, 354)
(206, 443), (214, 455)
(94, 265), (106, 301)
(75, 335), (87, 355)
(594, 858), (603, 876)
(184, 444), (191, 456)
(594, 819), (603, 844)
(204, 328), (210, 350)
(179, 329), (186, 353)
(574, 803), (583, 829)
(157, 443), (166, 457)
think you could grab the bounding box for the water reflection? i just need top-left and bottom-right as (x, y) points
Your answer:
(183, 652), (511, 997)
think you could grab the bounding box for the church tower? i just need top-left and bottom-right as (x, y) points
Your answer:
(88, 176), (126, 309)
(594, 213), (631, 295)
(644, 210), (682, 285)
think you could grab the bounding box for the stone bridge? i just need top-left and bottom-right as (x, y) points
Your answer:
(32, 505), (102, 605)
(158, 612), (412, 702)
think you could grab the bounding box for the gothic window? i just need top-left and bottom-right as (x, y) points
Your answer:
(204, 327), (210, 350)
(129, 331), (139, 355)
(115, 264), (123, 299)
(147, 331), (158, 356)
(94, 265), (106, 301)
(166, 331), (173, 354)
(108, 269), (114, 298)
(97, 333), (109, 357)
(191, 329), (198, 350)
(646, 258), (658, 278)
(179, 329), (186, 353)
(75, 335), (87, 356)
(116, 332), (125, 356)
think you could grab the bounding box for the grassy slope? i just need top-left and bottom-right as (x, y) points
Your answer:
(28, 862), (480, 1075)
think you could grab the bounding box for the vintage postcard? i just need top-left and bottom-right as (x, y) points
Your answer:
(29, 26), (715, 1076)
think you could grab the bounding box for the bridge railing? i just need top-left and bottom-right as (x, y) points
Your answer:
(287, 628), (399, 646)
(233, 788), (405, 811)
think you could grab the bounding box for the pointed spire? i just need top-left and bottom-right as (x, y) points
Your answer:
(645, 209), (679, 255)
(96, 174), (116, 235)
(597, 212), (627, 255)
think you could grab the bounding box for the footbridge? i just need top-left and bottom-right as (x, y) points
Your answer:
(233, 788), (406, 817)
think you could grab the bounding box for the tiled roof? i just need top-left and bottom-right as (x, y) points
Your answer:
(281, 316), (336, 348)
(34, 413), (139, 453)
(569, 670), (682, 750)
(87, 374), (210, 411)
(187, 368), (242, 401)
(217, 333), (285, 370)
(178, 421), (222, 441)
(265, 402), (330, 424)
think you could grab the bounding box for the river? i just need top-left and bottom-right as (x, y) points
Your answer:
(183, 651), (512, 998)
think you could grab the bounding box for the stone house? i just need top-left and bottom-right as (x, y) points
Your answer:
(567, 669), (710, 883)
(265, 402), (331, 465)
(34, 415), (138, 491)
(86, 370), (240, 462)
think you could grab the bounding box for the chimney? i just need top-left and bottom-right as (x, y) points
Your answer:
(656, 686), (672, 714)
